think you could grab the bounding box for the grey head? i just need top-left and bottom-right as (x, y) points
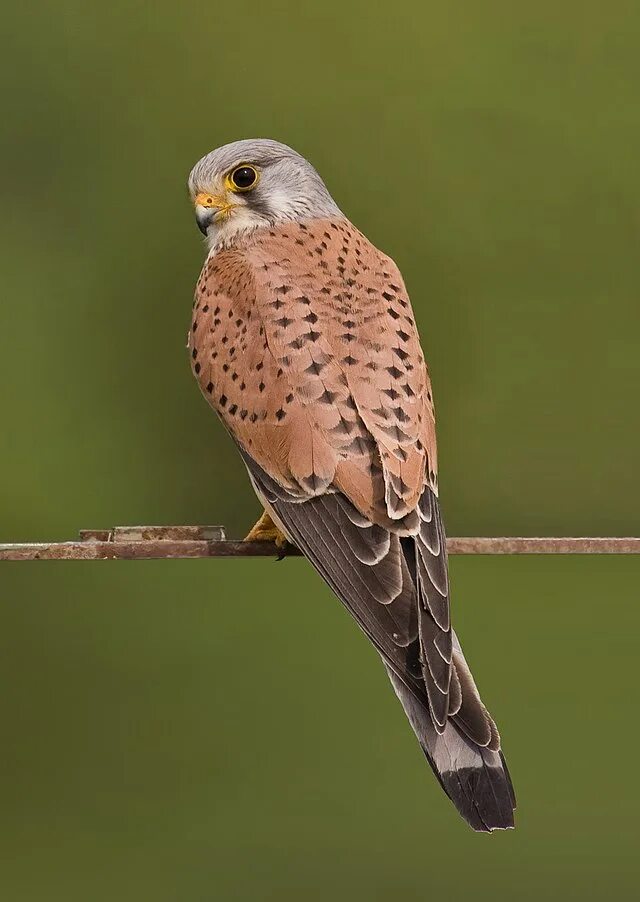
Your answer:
(188, 138), (343, 251)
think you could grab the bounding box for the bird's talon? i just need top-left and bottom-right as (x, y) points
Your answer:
(244, 511), (288, 552)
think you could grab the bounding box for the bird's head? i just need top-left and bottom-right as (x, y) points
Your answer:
(188, 139), (342, 251)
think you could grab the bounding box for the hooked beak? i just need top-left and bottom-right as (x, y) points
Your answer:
(195, 205), (217, 235)
(194, 192), (232, 235)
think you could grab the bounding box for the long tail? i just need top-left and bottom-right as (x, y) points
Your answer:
(384, 642), (516, 832)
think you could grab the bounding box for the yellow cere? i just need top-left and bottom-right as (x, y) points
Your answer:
(194, 192), (227, 209)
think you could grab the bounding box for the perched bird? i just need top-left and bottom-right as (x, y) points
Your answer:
(187, 139), (515, 831)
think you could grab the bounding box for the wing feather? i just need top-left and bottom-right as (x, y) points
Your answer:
(189, 216), (514, 830)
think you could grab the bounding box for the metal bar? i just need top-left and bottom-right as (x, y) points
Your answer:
(0, 528), (639, 561)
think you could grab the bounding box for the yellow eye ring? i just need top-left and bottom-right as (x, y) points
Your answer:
(226, 164), (260, 192)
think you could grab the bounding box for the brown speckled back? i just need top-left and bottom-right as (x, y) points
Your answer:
(188, 217), (437, 527)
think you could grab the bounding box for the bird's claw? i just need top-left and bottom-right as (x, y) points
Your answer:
(244, 511), (289, 558)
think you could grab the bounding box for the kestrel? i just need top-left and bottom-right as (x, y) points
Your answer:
(187, 139), (515, 831)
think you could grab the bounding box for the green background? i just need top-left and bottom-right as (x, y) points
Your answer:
(1, 1), (639, 899)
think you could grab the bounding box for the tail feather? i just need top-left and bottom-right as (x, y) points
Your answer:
(384, 661), (515, 832)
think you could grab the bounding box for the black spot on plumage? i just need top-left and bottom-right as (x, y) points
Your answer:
(388, 308), (400, 320)
(308, 330), (321, 342)
(382, 291), (394, 301)
(383, 388), (400, 400)
(387, 365), (402, 379)
(286, 393), (294, 403)
(206, 382), (213, 393)
(194, 362), (201, 374)
(276, 316), (293, 328)
(343, 355), (357, 366)
(306, 360), (325, 375)
(275, 408), (286, 421)
(320, 389), (337, 404)
(331, 416), (354, 436)
(219, 394), (227, 407)
(381, 423), (410, 442)
(259, 382), (265, 392)
(303, 311), (318, 324)
(228, 404), (238, 416)
(256, 362), (263, 371)
(344, 435), (369, 455)
(396, 329), (410, 342)
(191, 348), (198, 359)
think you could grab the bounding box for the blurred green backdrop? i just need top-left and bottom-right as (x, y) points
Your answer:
(1, 1), (639, 899)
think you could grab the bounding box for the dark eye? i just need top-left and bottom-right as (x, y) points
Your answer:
(230, 165), (258, 191)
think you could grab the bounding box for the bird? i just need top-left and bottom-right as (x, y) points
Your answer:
(187, 138), (515, 832)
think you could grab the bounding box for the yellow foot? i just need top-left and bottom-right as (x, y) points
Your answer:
(244, 511), (288, 550)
